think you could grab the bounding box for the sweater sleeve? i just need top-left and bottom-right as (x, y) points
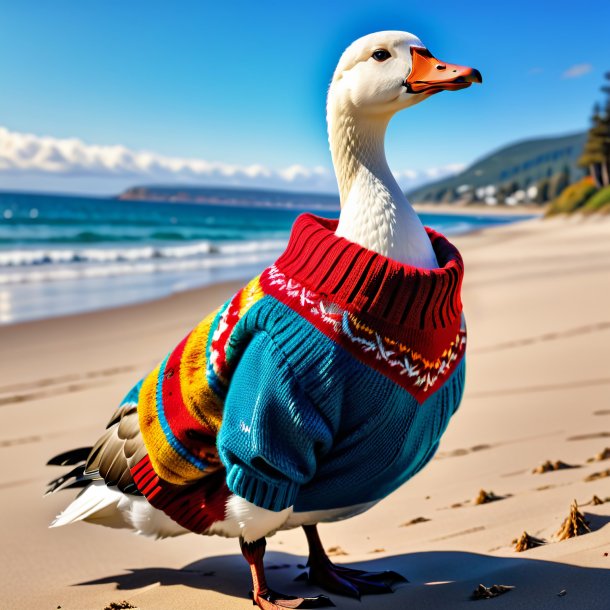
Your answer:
(217, 331), (334, 512)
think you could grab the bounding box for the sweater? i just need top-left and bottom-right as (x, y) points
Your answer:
(128, 213), (466, 529)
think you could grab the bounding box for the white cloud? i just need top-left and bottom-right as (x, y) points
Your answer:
(0, 126), (465, 195)
(0, 126), (336, 192)
(562, 63), (593, 79)
(393, 163), (464, 188)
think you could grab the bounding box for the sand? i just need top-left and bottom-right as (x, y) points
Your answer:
(413, 202), (545, 216)
(1, 214), (609, 610)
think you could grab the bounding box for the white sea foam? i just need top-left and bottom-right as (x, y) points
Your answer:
(0, 240), (286, 285)
(0, 239), (287, 269)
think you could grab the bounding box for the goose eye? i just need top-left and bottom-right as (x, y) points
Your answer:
(372, 49), (391, 62)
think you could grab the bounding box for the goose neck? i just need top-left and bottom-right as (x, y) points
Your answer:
(328, 108), (438, 269)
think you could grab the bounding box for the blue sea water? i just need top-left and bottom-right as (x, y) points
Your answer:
(0, 189), (533, 324)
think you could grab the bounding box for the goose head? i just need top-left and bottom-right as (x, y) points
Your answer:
(328, 30), (482, 119)
(329, 31), (481, 268)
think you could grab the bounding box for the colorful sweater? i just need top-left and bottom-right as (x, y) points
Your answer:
(129, 214), (466, 527)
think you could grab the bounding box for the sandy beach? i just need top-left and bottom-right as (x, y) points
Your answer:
(1, 214), (609, 610)
(413, 203), (545, 216)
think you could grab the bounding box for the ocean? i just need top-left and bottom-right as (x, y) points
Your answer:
(0, 189), (533, 324)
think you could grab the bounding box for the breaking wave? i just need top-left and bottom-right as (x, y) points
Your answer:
(0, 239), (287, 285)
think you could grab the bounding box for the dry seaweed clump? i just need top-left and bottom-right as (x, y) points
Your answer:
(587, 447), (610, 463)
(104, 603), (137, 610)
(585, 469), (610, 482)
(514, 531), (547, 552)
(474, 489), (504, 505)
(556, 501), (591, 540)
(532, 460), (577, 474)
(471, 584), (514, 600)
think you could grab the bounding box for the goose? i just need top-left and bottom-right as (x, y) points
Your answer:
(46, 30), (480, 610)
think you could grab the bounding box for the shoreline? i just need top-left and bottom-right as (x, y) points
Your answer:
(0, 278), (246, 333)
(413, 202), (545, 215)
(0, 210), (537, 326)
(1, 215), (609, 609)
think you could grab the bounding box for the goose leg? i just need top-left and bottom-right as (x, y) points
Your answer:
(240, 537), (334, 609)
(301, 524), (408, 599)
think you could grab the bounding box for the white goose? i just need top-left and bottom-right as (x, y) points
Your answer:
(47, 30), (480, 610)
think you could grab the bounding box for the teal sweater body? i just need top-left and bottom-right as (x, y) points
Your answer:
(217, 297), (465, 513)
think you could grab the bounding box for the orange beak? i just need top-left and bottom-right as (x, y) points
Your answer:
(405, 46), (482, 95)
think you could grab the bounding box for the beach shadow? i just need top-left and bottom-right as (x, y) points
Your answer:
(584, 511), (610, 531)
(78, 545), (610, 609)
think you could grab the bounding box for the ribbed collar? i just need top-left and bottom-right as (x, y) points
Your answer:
(274, 213), (464, 332)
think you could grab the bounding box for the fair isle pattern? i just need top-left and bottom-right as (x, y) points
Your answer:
(261, 264), (466, 402)
(343, 313), (466, 394)
(207, 276), (264, 398)
(137, 275), (265, 486)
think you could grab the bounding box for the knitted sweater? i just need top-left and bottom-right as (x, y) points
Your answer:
(129, 213), (466, 525)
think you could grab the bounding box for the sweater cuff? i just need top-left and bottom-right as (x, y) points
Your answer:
(225, 465), (299, 512)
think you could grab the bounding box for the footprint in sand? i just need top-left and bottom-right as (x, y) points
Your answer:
(401, 516), (430, 526)
(435, 444), (492, 459)
(585, 469), (610, 482)
(567, 432), (610, 441)
(0, 365), (138, 407)
(0, 435), (42, 448)
(432, 526), (485, 542)
(535, 484), (556, 491)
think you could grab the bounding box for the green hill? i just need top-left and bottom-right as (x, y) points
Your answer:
(407, 131), (587, 204)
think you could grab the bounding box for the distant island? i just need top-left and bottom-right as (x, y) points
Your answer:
(118, 184), (340, 211)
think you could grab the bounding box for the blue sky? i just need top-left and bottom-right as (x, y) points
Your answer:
(0, 0), (609, 194)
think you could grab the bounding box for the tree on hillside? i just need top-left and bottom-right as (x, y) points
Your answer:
(579, 72), (610, 187)
(507, 180), (520, 196)
(534, 176), (551, 204)
(548, 166), (571, 200)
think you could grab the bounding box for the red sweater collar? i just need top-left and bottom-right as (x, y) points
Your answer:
(274, 213), (464, 331)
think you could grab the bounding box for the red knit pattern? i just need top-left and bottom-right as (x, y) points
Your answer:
(161, 334), (216, 460)
(131, 455), (229, 534)
(274, 214), (464, 334)
(265, 214), (466, 402)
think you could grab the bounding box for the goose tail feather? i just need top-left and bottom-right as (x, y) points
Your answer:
(50, 481), (126, 528)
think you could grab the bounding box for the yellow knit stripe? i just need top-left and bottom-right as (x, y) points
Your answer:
(179, 308), (225, 434)
(239, 275), (264, 316)
(138, 362), (207, 484)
